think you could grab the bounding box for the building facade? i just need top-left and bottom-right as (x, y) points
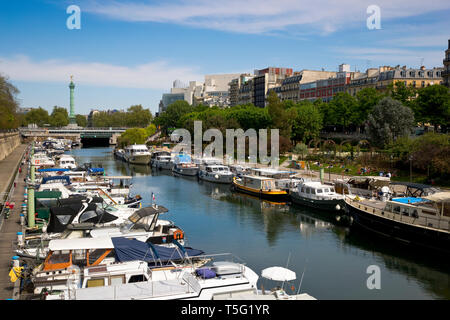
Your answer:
(298, 64), (363, 102)
(253, 67), (293, 107)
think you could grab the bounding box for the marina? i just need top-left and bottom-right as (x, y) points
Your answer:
(1, 143), (450, 300)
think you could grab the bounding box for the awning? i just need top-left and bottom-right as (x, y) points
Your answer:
(261, 266), (296, 281)
(423, 192), (450, 202)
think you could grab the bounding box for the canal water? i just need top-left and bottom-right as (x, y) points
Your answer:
(69, 147), (450, 300)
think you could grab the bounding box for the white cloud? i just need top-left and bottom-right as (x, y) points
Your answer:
(0, 55), (203, 89)
(82, 0), (450, 35)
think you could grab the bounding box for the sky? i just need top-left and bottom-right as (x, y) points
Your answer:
(1, 0), (449, 115)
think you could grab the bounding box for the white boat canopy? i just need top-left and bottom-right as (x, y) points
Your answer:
(261, 267), (296, 282)
(423, 192), (450, 202)
(49, 237), (114, 251)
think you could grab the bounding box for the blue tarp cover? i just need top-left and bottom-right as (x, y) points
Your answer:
(38, 168), (69, 172)
(111, 237), (204, 264)
(173, 153), (191, 164)
(41, 175), (71, 185)
(392, 197), (429, 204)
(89, 168), (104, 173)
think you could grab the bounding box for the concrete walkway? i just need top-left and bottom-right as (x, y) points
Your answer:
(0, 144), (28, 300)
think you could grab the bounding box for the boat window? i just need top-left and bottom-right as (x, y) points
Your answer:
(87, 278), (105, 288)
(128, 275), (146, 283)
(316, 189), (323, 193)
(80, 210), (97, 223)
(56, 215), (72, 225)
(305, 188), (310, 194)
(412, 210), (419, 218)
(301, 187), (305, 193)
(436, 203), (450, 217)
(393, 206), (401, 213)
(323, 188), (330, 193)
(330, 187), (335, 192)
(110, 275), (125, 286)
(422, 209), (436, 216)
(402, 207), (410, 216)
(310, 189), (316, 194)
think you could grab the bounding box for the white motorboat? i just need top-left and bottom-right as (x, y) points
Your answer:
(33, 238), (257, 301)
(153, 154), (174, 170)
(290, 181), (346, 212)
(172, 153), (199, 176)
(123, 144), (151, 165)
(198, 164), (234, 184)
(56, 154), (77, 169)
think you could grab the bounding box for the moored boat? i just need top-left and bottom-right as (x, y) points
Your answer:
(123, 144), (151, 165)
(232, 175), (289, 201)
(344, 191), (450, 254)
(291, 181), (346, 212)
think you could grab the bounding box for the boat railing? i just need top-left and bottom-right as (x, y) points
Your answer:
(346, 197), (450, 232)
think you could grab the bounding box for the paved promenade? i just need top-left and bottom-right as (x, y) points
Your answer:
(0, 144), (28, 300)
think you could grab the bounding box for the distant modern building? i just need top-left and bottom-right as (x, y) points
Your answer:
(159, 73), (242, 112)
(253, 67), (293, 107)
(443, 39), (450, 88)
(229, 74), (254, 107)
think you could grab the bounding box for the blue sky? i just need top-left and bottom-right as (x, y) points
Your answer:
(1, 0), (449, 115)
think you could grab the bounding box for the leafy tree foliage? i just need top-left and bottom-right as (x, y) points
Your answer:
(49, 106), (69, 127)
(412, 84), (450, 132)
(75, 114), (87, 127)
(117, 128), (148, 148)
(24, 107), (50, 127)
(0, 74), (20, 129)
(366, 97), (415, 147)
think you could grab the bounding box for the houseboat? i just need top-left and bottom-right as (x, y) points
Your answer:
(198, 164), (234, 184)
(123, 144), (151, 165)
(344, 191), (450, 254)
(172, 153), (199, 176)
(232, 175), (289, 201)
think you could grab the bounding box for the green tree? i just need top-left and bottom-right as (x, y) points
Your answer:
(290, 101), (323, 143)
(413, 84), (450, 132)
(145, 123), (157, 137)
(293, 142), (308, 160)
(0, 74), (20, 129)
(355, 88), (384, 127)
(75, 114), (87, 127)
(387, 81), (417, 106)
(328, 92), (358, 129)
(154, 100), (194, 132)
(49, 106), (69, 127)
(24, 107), (50, 127)
(267, 90), (291, 138)
(117, 128), (148, 148)
(366, 97), (415, 147)
(125, 105), (153, 127)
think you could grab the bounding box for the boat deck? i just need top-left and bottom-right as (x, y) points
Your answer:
(74, 277), (197, 300)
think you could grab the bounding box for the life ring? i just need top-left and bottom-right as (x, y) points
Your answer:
(173, 229), (184, 240)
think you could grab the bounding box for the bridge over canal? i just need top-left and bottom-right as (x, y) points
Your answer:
(19, 127), (127, 146)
